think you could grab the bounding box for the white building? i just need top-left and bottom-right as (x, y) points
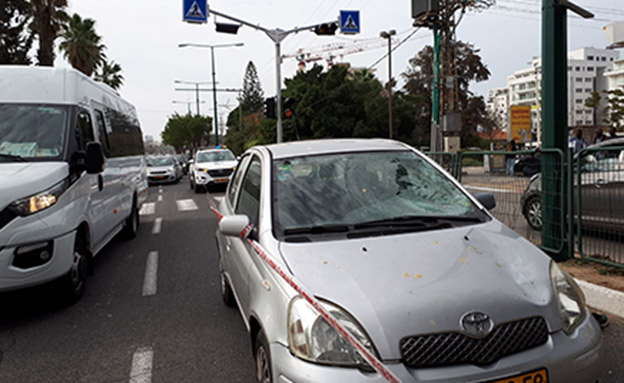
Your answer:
(486, 87), (510, 129)
(492, 47), (619, 143)
(605, 57), (624, 90)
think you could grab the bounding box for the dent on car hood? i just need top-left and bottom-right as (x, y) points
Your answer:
(0, 162), (68, 209)
(278, 220), (559, 360)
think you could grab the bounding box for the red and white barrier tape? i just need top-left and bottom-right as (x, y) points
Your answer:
(211, 207), (401, 383)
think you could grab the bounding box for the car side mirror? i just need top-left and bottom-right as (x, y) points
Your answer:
(474, 193), (496, 211)
(85, 142), (105, 174)
(218, 214), (253, 239)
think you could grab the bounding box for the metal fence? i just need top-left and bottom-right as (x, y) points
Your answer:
(424, 148), (623, 269)
(575, 146), (624, 268)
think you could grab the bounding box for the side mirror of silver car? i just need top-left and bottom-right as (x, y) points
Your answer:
(474, 193), (496, 211)
(219, 215), (252, 238)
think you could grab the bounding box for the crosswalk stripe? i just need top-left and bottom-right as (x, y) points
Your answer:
(139, 202), (155, 216)
(152, 218), (162, 235)
(129, 347), (153, 383)
(176, 199), (198, 211)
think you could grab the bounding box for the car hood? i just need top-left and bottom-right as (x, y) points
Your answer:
(278, 220), (559, 360)
(195, 160), (237, 170)
(148, 166), (174, 173)
(0, 162), (68, 210)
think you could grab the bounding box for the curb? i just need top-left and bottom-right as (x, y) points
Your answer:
(575, 278), (624, 318)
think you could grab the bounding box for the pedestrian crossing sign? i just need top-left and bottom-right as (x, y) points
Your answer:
(183, 0), (208, 24)
(340, 10), (360, 34)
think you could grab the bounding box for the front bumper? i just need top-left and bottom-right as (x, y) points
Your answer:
(271, 313), (602, 383)
(0, 231), (76, 292)
(193, 170), (231, 186)
(148, 172), (177, 184)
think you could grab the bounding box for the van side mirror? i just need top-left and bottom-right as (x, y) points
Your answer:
(86, 142), (105, 174)
(474, 193), (496, 211)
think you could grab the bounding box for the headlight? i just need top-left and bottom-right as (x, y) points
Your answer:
(11, 179), (69, 216)
(550, 261), (587, 334)
(167, 167), (174, 172)
(287, 296), (377, 369)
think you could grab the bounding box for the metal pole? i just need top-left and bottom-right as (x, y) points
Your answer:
(430, 25), (441, 151)
(541, 0), (568, 260)
(211, 47), (219, 147)
(276, 42), (283, 143)
(388, 37), (393, 139)
(195, 83), (200, 115)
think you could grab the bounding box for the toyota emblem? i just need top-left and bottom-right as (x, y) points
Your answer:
(460, 312), (494, 339)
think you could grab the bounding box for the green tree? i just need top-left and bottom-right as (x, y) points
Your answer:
(604, 89), (624, 130)
(585, 91), (602, 126)
(59, 14), (105, 76)
(239, 61), (265, 114)
(0, 0), (33, 65)
(30, 0), (68, 66)
(162, 113), (213, 152)
(95, 59), (124, 90)
(402, 41), (491, 146)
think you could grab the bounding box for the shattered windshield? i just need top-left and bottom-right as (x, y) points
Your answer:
(0, 104), (68, 160)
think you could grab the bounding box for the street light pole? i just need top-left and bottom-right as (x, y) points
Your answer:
(174, 80), (216, 116)
(179, 42), (244, 147)
(380, 30), (396, 139)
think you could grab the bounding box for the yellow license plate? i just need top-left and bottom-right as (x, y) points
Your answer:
(485, 369), (548, 383)
(215, 178), (229, 183)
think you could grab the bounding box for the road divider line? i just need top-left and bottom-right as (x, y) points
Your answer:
(129, 346), (153, 383)
(176, 199), (198, 211)
(139, 202), (155, 216)
(142, 251), (158, 296)
(152, 218), (162, 235)
(157, 195), (162, 202)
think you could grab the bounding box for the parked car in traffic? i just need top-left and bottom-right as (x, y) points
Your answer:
(522, 138), (624, 231)
(190, 148), (237, 193)
(215, 139), (602, 383)
(0, 66), (147, 304)
(147, 156), (181, 185)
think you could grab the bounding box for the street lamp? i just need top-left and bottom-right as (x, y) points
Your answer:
(174, 80), (215, 115)
(178, 42), (244, 147)
(380, 30), (396, 139)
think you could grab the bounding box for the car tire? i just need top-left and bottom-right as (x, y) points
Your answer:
(122, 199), (139, 240)
(524, 196), (543, 231)
(57, 236), (88, 306)
(190, 177), (194, 190)
(194, 183), (202, 194)
(219, 263), (236, 307)
(255, 329), (272, 383)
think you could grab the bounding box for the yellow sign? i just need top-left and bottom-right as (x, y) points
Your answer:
(510, 105), (533, 143)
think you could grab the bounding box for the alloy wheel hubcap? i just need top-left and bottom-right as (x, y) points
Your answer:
(256, 346), (270, 383)
(528, 201), (542, 228)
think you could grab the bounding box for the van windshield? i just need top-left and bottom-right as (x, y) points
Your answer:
(0, 104), (68, 160)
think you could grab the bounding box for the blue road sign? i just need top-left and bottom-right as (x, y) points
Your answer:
(183, 0), (208, 24)
(340, 10), (360, 34)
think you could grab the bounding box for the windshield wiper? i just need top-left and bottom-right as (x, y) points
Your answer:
(354, 215), (483, 229)
(283, 224), (350, 235)
(0, 154), (27, 162)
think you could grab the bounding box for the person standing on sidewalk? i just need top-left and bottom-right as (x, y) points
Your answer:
(569, 128), (588, 154)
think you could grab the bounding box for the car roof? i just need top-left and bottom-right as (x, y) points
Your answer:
(589, 137), (624, 149)
(261, 139), (409, 160)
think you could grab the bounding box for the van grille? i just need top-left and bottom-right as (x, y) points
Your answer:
(400, 317), (549, 368)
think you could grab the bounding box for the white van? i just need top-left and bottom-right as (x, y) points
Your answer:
(0, 66), (148, 304)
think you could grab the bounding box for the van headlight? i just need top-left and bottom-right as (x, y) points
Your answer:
(550, 261), (587, 334)
(11, 179), (68, 216)
(287, 296), (377, 369)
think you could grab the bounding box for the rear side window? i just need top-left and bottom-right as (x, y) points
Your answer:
(94, 110), (111, 156)
(228, 155), (251, 207)
(104, 108), (144, 157)
(236, 157), (262, 227)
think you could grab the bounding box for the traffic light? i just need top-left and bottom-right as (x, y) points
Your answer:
(283, 98), (295, 119)
(264, 97), (276, 119)
(314, 22), (338, 36)
(216, 22), (240, 34)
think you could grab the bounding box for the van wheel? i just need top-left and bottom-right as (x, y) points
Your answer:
(57, 236), (88, 306)
(255, 329), (272, 383)
(122, 200), (139, 239)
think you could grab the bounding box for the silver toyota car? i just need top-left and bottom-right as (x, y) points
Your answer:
(215, 139), (602, 383)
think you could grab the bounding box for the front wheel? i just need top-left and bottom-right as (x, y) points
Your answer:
(524, 197), (543, 231)
(57, 236), (88, 305)
(122, 200), (139, 239)
(255, 329), (272, 383)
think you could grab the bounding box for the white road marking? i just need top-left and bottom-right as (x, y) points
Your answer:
(142, 251), (158, 296)
(129, 347), (153, 383)
(158, 188), (162, 194)
(176, 199), (198, 211)
(139, 203), (155, 216)
(157, 195), (162, 202)
(152, 218), (162, 235)
(464, 185), (517, 194)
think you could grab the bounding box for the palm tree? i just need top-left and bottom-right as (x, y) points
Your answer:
(59, 13), (106, 76)
(95, 60), (124, 90)
(30, 0), (68, 66)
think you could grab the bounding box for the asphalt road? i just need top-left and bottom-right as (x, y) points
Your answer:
(0, 181), (622, 382)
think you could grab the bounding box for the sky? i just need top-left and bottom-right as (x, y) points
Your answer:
(56, 0), (624, 142)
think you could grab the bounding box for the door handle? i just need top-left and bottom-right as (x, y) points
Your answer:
(98, 174), (104, 191)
